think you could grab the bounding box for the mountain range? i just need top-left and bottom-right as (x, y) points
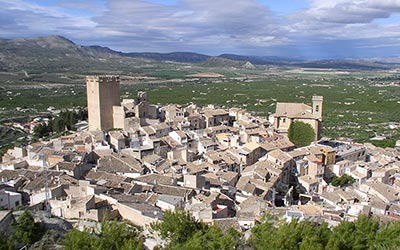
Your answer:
(0, 35), (398, 72)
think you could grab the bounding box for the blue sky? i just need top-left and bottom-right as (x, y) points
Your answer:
(1, 0), (400, 59)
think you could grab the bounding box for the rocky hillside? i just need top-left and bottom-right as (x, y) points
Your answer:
(0, 35), (397, 73)
(0, 36), (142, 72)
(200, 57), (255, 69)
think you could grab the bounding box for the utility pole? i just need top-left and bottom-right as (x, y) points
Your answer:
(272, 188), (276, 210)
(41, 155), (50, 213)
(44, 161), (50, 213)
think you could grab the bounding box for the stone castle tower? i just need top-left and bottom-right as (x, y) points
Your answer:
(86, 76), (120, 131)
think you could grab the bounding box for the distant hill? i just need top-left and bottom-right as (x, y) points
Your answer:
(291, 59), (392, 70)
(124, 52), (210, 63)
(0, 36), (143, 73)
(218, 54), (289, 66)
(0, 35), (121, 59)
(200, 57), (255, 69)
(0, 35), (397, 73)
(86, 45), (123, 57)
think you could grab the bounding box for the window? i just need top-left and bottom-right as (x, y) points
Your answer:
(283, 118), (286, 123)
(316, 105), (319, 112)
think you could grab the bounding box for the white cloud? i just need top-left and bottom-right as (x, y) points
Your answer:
(285, 0), (400, 42)
(293, 0), (400, 24)
(89, 0), (288, 52)
(57, 0), (104, 12)
(0, 0), (399, 58)
(0, 0), (96, 38)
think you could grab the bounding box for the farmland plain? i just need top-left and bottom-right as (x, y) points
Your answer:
(1, 67), (400, 148)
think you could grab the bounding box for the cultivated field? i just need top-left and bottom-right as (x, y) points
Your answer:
(1, 67), (400, 148)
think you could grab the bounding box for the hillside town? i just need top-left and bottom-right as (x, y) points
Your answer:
(1, 76), (400, 246)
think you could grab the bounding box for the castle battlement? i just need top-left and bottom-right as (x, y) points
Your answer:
(86, 75), (120, 83)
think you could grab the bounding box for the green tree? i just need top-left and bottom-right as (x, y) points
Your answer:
(370, 139), (396, 148)
(220, 228), (244, 250)
(373, 220), (400, 249)
(250, 215), (330, 250)
(77, 108), (88, 121)
(151, 209), (244, 250)
(62, 219), (143, 250)
(0, 235), (12, 250)
(299, 222), (330, 250)
(62, 111), (77, 130)
(151, 209), (204, 249)
(9, 211), (44, 248)
(250, 214), (276, 249)
(326, 215), (380, 250)
(33, 123), (51, 138)
(29, 229), (60, 250)
(51, 110), (80, 133)
(352, 215), (379, 250)
(182, 226), (244, 250)
(0, 144), (15, 161)
(94, 220), (143, 250)
(331, 174), (355, 187)
(52, 117), (64, 133)
(268, 220), (304, 250)
(325, 220), (355, 250)
(288, 121), (315, 147)
(62, 228), (94, 250)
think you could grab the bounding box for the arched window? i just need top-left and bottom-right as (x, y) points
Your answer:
(315, 105), (319, 112)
